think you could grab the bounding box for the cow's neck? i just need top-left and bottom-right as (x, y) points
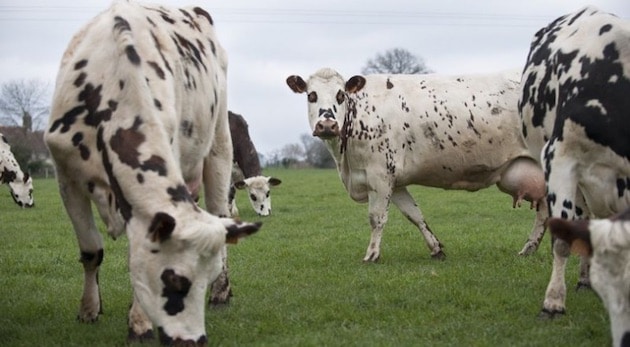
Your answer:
(234, 140), (261, 178)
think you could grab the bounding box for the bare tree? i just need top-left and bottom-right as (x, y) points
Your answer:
(362, 48), (432, 75)
(0, 79), (50, 132)
(301, 133), (335, 168)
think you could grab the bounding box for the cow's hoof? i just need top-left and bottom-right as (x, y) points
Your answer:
(209, 300), (230, 310)
(518, 241), (538, 256)
(76, 314), (99, 323)
(576, 281), (592, 291)
(431, 250), (446, 261)
(537, 307), (565, 320)
(128, 328), (155, 343)
(363, 252), (381, 263)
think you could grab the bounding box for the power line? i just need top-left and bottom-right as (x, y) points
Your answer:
(0, 6), (552, 27)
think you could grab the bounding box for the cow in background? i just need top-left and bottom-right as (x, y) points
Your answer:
(0, 133), (34, 208)
(519, 6), (630, 319)
(287, 68), (547, 262)
(549, 211), (630, 347)
(45, 2), (261, 345)
(228, 111), (281, 216)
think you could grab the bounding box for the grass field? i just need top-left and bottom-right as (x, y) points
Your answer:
(0, 168), (609, 346)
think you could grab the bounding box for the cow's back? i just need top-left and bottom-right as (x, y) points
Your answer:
(46, 2), (227, 197)
(520, 6), (630, 216)
(520, 6), (630, 161)
(345, 70), (529, 190)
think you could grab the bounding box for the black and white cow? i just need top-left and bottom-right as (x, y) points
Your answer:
(287, 68), (547, 262)
(45, 3), (261, 345)
(0, 133), (34, 208)
(548, 210), (630, 347)
(228, 111), (281, 216)
(519, 6), (630, 319)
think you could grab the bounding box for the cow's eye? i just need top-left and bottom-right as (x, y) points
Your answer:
(336, 90), (345, 104)
(308, 91), (317, 103)
(266, 191), (270, 198)
(250, 194), (257, 202)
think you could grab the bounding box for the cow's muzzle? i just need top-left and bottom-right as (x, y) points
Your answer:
(313, 119), (340, 139)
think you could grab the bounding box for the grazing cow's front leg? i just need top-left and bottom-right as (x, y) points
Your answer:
(203, 102), (234, 306)
(391, 188), (445, 259)
(127, 295), (154, 342)
(58, 177), (104, 322)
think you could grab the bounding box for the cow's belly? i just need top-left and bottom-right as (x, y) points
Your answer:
(579, 158), (630, 218)
(399, 142), (529, 191)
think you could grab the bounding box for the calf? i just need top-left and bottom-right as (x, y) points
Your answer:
(549, 211), (630, 347)
(519, 6), (630, 318)
(287, 68), (547, 262)
(45, 2), (260, 345)
(0, 133), (34, 208)
(228, 111), (281, 216)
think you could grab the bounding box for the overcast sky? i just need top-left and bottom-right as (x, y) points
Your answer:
(0, 1), (628, 157)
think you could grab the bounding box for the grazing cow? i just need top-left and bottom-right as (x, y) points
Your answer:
(518, 6), (630, 319)
(45, 2), (261, 345)
(548, 210), (630, 347)
(228, 111), (281, 216)
(286, 68), (547, 262)
(0, 133), (34, 208)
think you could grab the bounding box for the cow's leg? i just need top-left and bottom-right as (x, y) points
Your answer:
(540, 235), (570, 318)
(496, 157), (547, 255)
(363, 188), (390, 262)
(209, 246), (231, 307)
(539, 144), (581, 318)
(519, 200), (548, 256)
(391, 188), (444, 259)
(203, 101), (234, 306)
(127, 294), (154, 342)
(57, 177), (104, 322)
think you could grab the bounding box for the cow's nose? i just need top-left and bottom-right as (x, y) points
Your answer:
(313, 119), (339, 139)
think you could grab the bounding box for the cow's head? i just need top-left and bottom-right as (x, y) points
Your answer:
(548, 210), (630, 346)
(127, 211), (261, 344)
(286, 68), (367, 140)
(234, 176), (281, 216)
(7, 172), (34, 208)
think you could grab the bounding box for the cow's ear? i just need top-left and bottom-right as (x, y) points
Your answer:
(286, 75), (307, 93)
(234, 180), (247, 189)
(548, 218), (593, 257)
(226, 221), (262, 244)
(148, 212), (176, 243)
(346, 75), (366, 93)
(267, 177), (282, 186)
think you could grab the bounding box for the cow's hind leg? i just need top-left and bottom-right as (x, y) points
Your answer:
(496, 157), (547, 255)
(391, 188), (444, 259)
(57, 177), (104, 322)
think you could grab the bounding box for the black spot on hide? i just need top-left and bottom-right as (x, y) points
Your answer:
(161, 269), (191, 315)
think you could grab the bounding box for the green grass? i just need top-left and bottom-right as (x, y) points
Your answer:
(0, 168), (609, 346)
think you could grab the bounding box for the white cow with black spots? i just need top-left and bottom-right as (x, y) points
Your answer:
(549, 210), (630, 347)
(46, 2), (260, 345)
(0, 133), (34, 208)
(287, 68), (547, 262)
(519, 6), (630, 322)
